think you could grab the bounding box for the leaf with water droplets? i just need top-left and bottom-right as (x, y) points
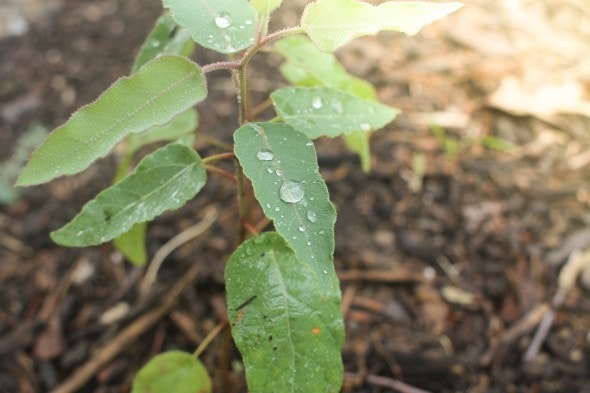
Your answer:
(226, 232), (343, 393)
(163, 0), (257, 54)
(302, 0), (463, 52)
(271, 86), (399, 139)
(234, 122), (337, 296)
(51, 144), (207, 247)
(131, 350), (211, 393)
(17, 56), (207, 187)
(132, 12), (195, 73)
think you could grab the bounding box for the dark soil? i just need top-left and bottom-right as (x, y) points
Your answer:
(1, 1), (589, 392)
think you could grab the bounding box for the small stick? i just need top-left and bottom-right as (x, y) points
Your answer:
(193, 320), (228, 358)
(50, 263), (202, 393)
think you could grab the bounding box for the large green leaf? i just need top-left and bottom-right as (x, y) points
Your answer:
(131, 351), (211, 393)
(271, 86), (398, 139)
(226, 232), (343, 393)
(17, 56), (207, 187)
(132, 13), (195, 73)
(234, 122), (338, 295)
(51, 144), (206, 247)
(274, 36), (376, 100)
(301, 0), (463, 52)
(163, 0), (257, 54)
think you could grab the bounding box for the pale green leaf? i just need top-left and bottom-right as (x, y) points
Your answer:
(226, 232), (343, 393)
(126, 108), (199, 154)
(51, 144), (206, 247)
(17, 56), (207, 187)
(271, 86), (399, 139)
(163, 0), (257, 54)
(132, 13), (195, 73)
(343, 132), (371, 172)
(113, 222), (147, 266)
(131, 351), (211, 393)
(274, 36), (376, 100)
(250, 0), (282, 15)
(302, 0), (464, 52)
(234, 122), (338, 296)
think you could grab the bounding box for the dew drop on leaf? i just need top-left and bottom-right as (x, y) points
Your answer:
(360, 123), (371, 131)
(279, 181), (304, 203)
(298, 226), (305, 232)
(256, 149), (274, 161)
(215, 13), (232, 29)
(311, 96), (323, 109)
(307, 210), (318, 223)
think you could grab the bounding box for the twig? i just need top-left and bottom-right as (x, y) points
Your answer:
(345, 372), (432, 393)
(50, 262), (202, 393)
(193, 320), (228, 358)
(139, 207), (218, 298)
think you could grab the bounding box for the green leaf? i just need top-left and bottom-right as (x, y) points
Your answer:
(271, 86), (399, 139)
(113, 222), (147, 266)
(51, 144), (207, 247)
(126, 108), (199, 154)
(274, 36), (376, 100)
(17, 56), (207, 186)
(131, 350), (211, 393)
(301, 0), (464, 52)
(343, 132), (371, 172)
(226, 232), (343, 393)
(163, 0), (257, 54)
(234, 122), (338, 296)
(250, 0), (282, 15)
(132, 13), (195, 73)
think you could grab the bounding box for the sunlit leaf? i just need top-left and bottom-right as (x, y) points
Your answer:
(131, 351), (211, 393)
(113, 223), (147, 266)
(226, 232), (343, 393)
(234, 122), (338, 296)
(274, 36), (376, 100)
(17, 56), (207, 186)
(51, 144), (206, 247)
(163, 0), (257, 54)
(302, 0), (463, 52)
(132, 13), (195, 73)
(271, 86), (398, 139)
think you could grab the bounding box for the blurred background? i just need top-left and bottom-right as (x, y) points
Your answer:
(1, 0), (589, 392)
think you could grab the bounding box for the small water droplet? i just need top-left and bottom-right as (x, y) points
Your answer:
(266, 167), (273, 174)
(305, 142), (313, 147)
(256, 149), (273, 161)
(279, 181), (304, 203)
(76, 230), (84, 236)
(311, 96), (323, 109)
(318, 230), (325, 235)
(274, 206), (280, 212)
(298, 226), (305, 232)
(266, 203), (271, 209)
(323, 269), (327, 274)
(331, 101), (343, 113)
(307, 241), (312, 246)
(275, 169), (283, 176)
(245, 19), (253, 25)
(214, 13), (232, 29)
(151, 41), (160, 48)
(360, 123), (371, 131)
(307, 210), (318, 223)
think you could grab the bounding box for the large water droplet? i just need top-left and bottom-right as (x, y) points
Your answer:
(256, 149), (273, 161)
(311, 96), (323, 109)
(214, 13), (232, 29)
(279, 181), (304, 203)
(307, 210), (318, 223)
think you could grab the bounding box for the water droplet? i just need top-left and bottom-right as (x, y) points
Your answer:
(307, 241), (312, 246)
(298, 226), (305, 232)
(214, 13), (232, 29)
(331, 101), (343, 113)
(274, 206), (280, 212)
(151, 41), (160, 48)
(318, 230), (325, 235)
(245, 19), (253, 25)
(275, 169), (283, 176)
(76, 230), (84, 236)
(266, 203), (271, 209)
(266, 167), (273, 174)
(360, 123), (371, 131)
(305, 142), (313, 147)
(307, 210), (318, 223)
(279, 181), (304, 203)
(256, 149), (273, 161)
(311, 96), (323, 109)
(323, 269), (327, 274)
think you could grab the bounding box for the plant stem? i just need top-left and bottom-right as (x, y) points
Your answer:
(202, 152), (235, 164)
(193, 320), (228, 358)
(201, 61), (241, 74)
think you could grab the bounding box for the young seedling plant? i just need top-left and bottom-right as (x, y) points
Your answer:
(17, 0), (463, 391)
